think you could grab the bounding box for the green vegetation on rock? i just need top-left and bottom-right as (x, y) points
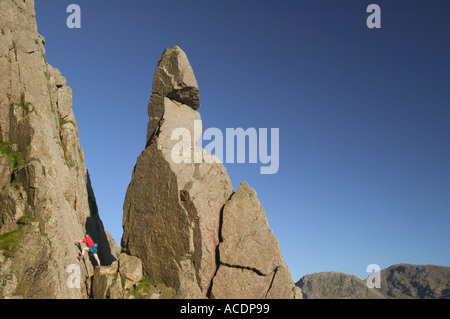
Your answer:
(0, 141), (27, 169)
(130, 276), (151, 299)
(0, 228), (21, 258)
(0, 215), (35, 258)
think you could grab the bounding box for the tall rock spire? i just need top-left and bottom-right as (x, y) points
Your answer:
(122, 46), (301, 298)
(123, 46), (233, 298)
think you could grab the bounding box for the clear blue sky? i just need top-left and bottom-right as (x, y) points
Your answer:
(35, 0), (450, 281)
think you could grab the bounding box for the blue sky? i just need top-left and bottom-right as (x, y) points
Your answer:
(35, 0), (450, 281)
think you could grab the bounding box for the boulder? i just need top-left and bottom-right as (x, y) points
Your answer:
(118, 253), (143, 289)
(92, 262), (119, 299)
(211, 182), (299, 299)
(151, 46), (200, 109)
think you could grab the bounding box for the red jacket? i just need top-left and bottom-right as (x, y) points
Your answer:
(82, 237), (94, 247)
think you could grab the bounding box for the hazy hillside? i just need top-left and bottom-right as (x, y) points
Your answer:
(297, 271), (385, 299)
(296, 264), (450, 299)
(378, 264), (450, 299)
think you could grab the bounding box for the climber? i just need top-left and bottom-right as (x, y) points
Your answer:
(74, 233), (101, 266)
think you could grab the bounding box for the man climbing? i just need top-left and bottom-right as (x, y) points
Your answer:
(74, 233), (101, 266)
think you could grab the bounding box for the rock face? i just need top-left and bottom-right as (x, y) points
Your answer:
(211, 182), (301, 299)
(122, 46), (299, 299)
(0, 0), (115, 298)
(296, 264), (450, 299)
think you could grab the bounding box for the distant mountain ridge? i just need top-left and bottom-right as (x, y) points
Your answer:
(296, 264), (450, 299)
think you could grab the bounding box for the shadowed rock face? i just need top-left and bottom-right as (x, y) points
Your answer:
(122, 46), (300, 299)
(0, 0), (114, 298)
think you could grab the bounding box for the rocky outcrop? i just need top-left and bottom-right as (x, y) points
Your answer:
(296, 264), (450, 299)
(92, 253), (142, 299)
(211, 182), (301, 299)
(121, 46), (299, 299)
(91, 252), (176, 299)
(0, 0), (114, 298)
